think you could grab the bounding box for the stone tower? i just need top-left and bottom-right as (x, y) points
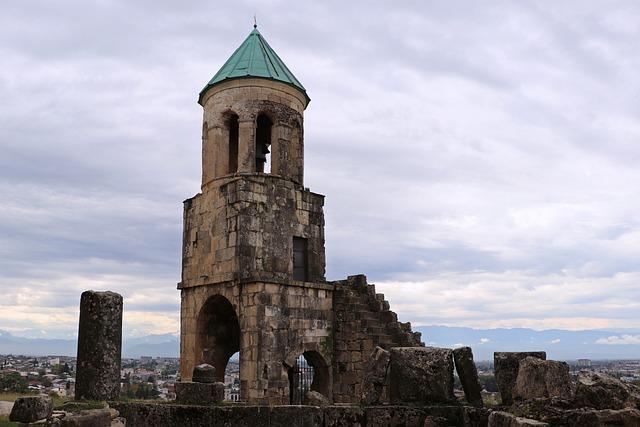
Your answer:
(179, 27), (333, 404)
(180, 26), (424, 406)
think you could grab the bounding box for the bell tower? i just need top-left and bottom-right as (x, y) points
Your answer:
(179, 27), (332, 404)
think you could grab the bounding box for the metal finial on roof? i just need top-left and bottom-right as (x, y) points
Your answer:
(253, 15), (257, 29)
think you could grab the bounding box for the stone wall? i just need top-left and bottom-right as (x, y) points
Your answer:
(180, 280), (333, 405)
(331, 275), (424, 403)
(180, 174), (325, 288)
(113, 402), (487, 427)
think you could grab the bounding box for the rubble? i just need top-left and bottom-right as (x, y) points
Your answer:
(9, 395), (53, 423)
(453, 346), (483, 407)
(361, 346), (391, 405)
(494, 352), (546, 405)
(389, 347), (456, 404)
(512, 357), (573, 401)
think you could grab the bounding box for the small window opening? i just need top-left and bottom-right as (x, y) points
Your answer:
(227, 114), (239, 174)
(293, 237), (308, 281)
(255, 114), (272, 173)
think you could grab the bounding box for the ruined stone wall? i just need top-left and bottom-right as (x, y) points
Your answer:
(180, 280), (333, 405)
(331, 275), (424, 403)
(180, 174), (325, 289)
(114, 402), (487, 427)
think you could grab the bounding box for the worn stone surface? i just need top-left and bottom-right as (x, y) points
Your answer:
(453, 346), (483, 407)
(303, 390), (330, 406)
(323, 406), (366, 427)
(332, 276), (424, 404)
(269, 406), (323, 427)
(75, 290), (123, 401)
(422, 416), (447, 427)
(9, 395), (52, 423)
(192, 363), (216, 383)
(494, 352), (546, 405)
(61, 409), (112, 427)
(512, 357), (572, 401)
(463, 406), (492, 427)
(389, 347), (456, 404)
(361, 346), (391, 405)
(113, 402), (469, 427)
(574, 370), (640, 410)
(510, 397), (640, 427)
(488, 411), (549, 427)
(175, 381), (224, 404)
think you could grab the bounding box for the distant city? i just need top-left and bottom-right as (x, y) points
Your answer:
(1, 354), (638, 403)
(0, 354), (241, 402)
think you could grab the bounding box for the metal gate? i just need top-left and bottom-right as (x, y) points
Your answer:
(289, 354), (314, 405)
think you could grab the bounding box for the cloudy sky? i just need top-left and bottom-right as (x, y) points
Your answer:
(1, 0), (639, 341)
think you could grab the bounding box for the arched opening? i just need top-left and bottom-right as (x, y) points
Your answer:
(226, 114), (239, 174)
(224, 351), (240, 402)
(195, 295), (240, 383)
(255, 114), (272, 173)
(287, 351), (330, 404)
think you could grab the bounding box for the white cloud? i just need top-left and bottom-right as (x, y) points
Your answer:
(550, 339), (561, 344)
(479, 338), (490, 344)
(1, 1), (639, 339)
(595, 335), (640, 346)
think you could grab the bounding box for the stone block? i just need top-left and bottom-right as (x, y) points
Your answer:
(269, 405), (323, 427)
(60, 409), (112, 427)
(361, 346), (390, 405)
(453, 346), (483, 407)
(574, 371), (640, 410)
(323, 406), (366, 427)
(175, 381), (224, 405)
(303, 390), (330, 406)
(192, 363), (216, 383)
(488, 411), (549, 427)
(463, 406), (492, 427)
(9, 395), (53, 423)
(512, 357), (572, 401)
(216, 406), (269, 427)
(494, 352), (546, 405)
(75, 290), (123, 401)
(389, 347), (456, 404)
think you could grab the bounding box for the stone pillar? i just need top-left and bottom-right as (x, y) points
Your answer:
(238, 119), (255, 173)
(75, 290), (123, 401)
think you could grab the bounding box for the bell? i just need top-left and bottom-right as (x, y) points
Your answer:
(256, 143), (270, 162)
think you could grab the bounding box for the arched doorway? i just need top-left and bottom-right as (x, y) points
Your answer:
(287, 350), (330, 404)
(195, 295), (240, 382)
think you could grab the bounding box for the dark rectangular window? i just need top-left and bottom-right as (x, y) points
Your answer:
(293, 237), (308, 281)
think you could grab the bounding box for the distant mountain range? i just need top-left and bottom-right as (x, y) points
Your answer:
(0, 330), (179, 358)
(414, 326), (640, 361)
(1, 327), (639, 361)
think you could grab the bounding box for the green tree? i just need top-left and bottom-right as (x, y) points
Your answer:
(478, 374), (498, 392)
(0, 372), (28, 393)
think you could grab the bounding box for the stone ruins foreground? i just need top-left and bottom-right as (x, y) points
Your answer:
(14, 27), (640, 427)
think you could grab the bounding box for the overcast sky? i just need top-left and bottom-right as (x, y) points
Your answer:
(1, 0), (639, 341)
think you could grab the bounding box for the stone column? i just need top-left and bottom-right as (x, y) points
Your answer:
(75, 290), (123, 401)
(237, 119), (255, 173)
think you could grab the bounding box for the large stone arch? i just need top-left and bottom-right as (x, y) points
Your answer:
(195, 294), (240, 382)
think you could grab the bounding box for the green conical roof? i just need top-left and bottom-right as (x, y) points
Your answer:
(199, 27), (309, 105)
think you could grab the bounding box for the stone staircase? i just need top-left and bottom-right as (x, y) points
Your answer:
(331, 274), (424, 403)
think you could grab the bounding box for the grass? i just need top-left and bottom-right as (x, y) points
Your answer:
(0, 415), (18, 427)
(0, 391), (69, 407)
